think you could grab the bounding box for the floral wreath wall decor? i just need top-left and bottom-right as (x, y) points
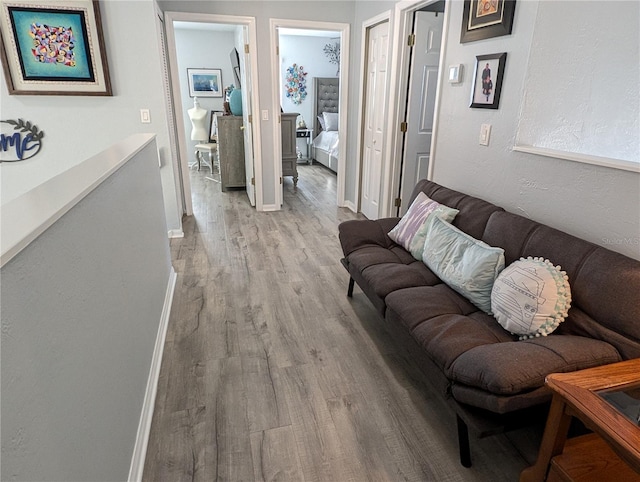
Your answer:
(285, 63), (307, 105)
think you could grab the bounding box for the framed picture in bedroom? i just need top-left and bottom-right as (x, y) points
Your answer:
(187, 68), (223, 98)
(460, 0), (516, 43)
(0, 0), (112, 95)
(470, 52), (506, 109)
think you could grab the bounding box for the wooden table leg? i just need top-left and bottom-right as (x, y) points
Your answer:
(520, 395), (572, 482)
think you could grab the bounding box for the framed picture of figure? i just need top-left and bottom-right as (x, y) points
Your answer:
(470, 52), (506, 109)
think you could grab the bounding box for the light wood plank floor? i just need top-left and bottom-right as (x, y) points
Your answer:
(143, 164), (542, 481)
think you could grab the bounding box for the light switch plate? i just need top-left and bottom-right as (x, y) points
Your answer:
(140, 109), (151, 124)
(448, 64), (463, 83)
(479, 123), (491, 146)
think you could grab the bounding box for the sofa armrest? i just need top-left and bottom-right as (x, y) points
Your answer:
(338, 217), (401, 257)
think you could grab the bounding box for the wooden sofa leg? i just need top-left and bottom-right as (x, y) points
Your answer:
(347, 277), (355, 297)
(457, 414), (472, 468)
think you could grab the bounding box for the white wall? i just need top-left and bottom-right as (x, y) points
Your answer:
(174, 27), (237, 157)
(279, 34), (340, 130)
(0, 0), (182, 234)
(432, 0), (640, 260)
(1, 139), (173, 481)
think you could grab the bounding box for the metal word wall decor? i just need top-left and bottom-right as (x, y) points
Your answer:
(0, 118), (44, 162)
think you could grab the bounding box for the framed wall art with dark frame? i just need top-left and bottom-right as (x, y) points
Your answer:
(187, 68), (223, 98)
(460, 0), (516, 43)
(0, 0), (112, 95)
(470, 52), (506, 109)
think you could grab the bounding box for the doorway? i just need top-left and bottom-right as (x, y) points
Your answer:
(269, 19), (350, 209)
(163, 12), (262, 214)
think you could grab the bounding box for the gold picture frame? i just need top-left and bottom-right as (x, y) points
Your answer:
(0, 0), (112, 95)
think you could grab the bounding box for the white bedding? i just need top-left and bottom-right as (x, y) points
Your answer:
(312, 130), (339, 159)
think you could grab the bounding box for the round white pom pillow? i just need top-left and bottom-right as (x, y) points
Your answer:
(491, 257), (571, 340)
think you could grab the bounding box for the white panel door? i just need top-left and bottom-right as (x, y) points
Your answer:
(240, 28), (256, 206)
(360, 20), (389, 220)
(399, 11), (443, 215)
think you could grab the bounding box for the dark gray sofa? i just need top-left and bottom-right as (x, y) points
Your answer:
(338, 179), (640, 466)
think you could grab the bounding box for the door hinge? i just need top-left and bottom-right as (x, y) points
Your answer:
(280, 177), (283, 184)
(394, 198), (402, 208)
(244, 44), (249, 54)
(251, 177), (255, 185)
(248, 114), (252, 123)
(400, 121), (408, 133)
(408, 34), (416, 47)
(276, 45), (279, 56)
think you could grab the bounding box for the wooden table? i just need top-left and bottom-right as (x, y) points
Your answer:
(520, 359), (640, 482)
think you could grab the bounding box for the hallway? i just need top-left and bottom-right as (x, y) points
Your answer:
(143, 164), (538, 481)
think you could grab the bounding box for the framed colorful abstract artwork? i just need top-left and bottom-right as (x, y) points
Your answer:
(187, 68), (223, 98)
(0, 0), (111, 95)
(460, 0), (516, 43)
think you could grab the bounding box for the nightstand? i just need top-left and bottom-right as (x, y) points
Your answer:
(296, 128), (313, 164)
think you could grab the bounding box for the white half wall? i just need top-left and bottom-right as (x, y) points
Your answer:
(1, 137), (173, 481)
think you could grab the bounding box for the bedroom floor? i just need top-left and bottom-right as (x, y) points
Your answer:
(142, 163), (543, 481)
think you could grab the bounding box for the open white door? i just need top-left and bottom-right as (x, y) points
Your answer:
(360, 20), (390, 220)
(240, 27), (256, 206)
(398, 10), (443, 215)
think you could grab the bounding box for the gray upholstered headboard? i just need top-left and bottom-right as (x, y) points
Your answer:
(313, 77), (339, 136)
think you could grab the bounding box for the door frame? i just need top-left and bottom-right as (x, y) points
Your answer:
(381, 0), (451, 217)
(354, 10), (392, 216)
(269, 18), (350, 209)
(164, 11), (264, 212)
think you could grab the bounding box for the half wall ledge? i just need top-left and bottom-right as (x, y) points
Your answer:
(0, 133), (158, 267)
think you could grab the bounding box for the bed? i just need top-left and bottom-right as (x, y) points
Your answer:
(311, 77), (339, 172)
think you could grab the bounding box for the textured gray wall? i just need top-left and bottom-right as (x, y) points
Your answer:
(432, 0), (640, 260)
(1, 140), (173, 481)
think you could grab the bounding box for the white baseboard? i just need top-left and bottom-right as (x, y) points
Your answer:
(128, 267), (177, 482)
(344, 200), (357, 213)
(260, 203), (281, 212)
(168, 229), (184, 238)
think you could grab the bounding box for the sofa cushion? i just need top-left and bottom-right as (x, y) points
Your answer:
(422, 216), (505, 313)
(386, 284), (621, 399)
(449, 335), (621, 396)
(339, 218), (400, 257)
(362, 262), (440, 300)
(387, 288), (514, 378)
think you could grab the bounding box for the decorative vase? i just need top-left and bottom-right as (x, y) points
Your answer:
(229, 89), (243, 116)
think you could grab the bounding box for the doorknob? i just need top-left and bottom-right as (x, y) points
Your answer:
(373, 139), (377, 144)
(240, 125), (245, 131)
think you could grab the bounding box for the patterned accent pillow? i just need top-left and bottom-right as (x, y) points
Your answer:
(421, 215), (505, 313)
(491, 257), (572, 340)
(388, 192), (458, 252)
